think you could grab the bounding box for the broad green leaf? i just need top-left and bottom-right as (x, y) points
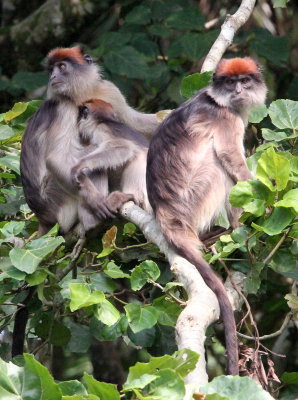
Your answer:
(96, 299), (120, 326)
(124, 349), (198, 390)
(9, 236), (64, 274)
(4, 102), (28, 122)
(268, 99), (298, 130)
(127, 326), (156, 347)
(261, 128), (295, 142)
(89, 273), (117, 293)
(123, 222), (137, 236)
(84, 373), (120, 400)
(248, 104), (268, 123)
(243, 262), (264, 294)
(125, 5), (152, 25)
(131, 260), (160, 290)
(148, 24), (170, 38)
(0, 358), (24, 399)
(125, 303), (158, 333)
(0, 221), (25, 237)
(62, 395), (99, 400)
(104, 47), (149, 79)
(0, 125), (15, 140)
(35, 317), (71, 346)
(275, 188), (298, 212)
(252, 207), (294, 235)
(147, 369), (185, 400)
(200, 375), (274, 399)
(58, 381), (87, 396)
(104, 261), (130, 279)
(164, 282), (184, 292)
(165, 7), (205, 31)
(69, 283), (104, 311)
(65, 321), (92, 353)
(24, 353), (62, 400)
(270, 250), (298, 280)
(26, 269), (47, 286)
(153, 296), (181, 326)
(243, 199), (266, 216)
(273, 0), (290, 7)
(256, 147), (290, 191)
(0, 155), (20, 174)
(90, 315), (128, 341)
(181, 72), (213, 99)
(97, 226), (117, 258)
(249, 28), (289, 66)
(11, 70), (48, 92)
(168, 32), (216, 61)
(229, 180), (272, 207)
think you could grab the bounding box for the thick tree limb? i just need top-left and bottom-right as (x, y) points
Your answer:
(121, 202), (245, 392)
(201, 0), (256, 72)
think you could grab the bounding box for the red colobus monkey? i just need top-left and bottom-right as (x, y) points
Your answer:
(71, 98), (151, 232)
(20, 46), (158, 237)
(146, 57), (267, 375)
(16, 47), (157, 358)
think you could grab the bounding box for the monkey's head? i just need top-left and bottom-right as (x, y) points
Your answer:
(209, 57), (267, 115)
(78, 99), (116, 136)
(46, 46), (100, 103)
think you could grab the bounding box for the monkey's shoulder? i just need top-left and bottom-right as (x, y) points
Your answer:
(105, 120), (149, 148)
(24, 99), (59, 139)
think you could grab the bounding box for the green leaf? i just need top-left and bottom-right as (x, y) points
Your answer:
(0, 358), (24, 399)
(163, 282), (184, 292)
(273, 0), (290, 7)
(168, 32), (216, 61)
(181, 72), (213, 99)
(270, 250), (298, 280)
(275, 188), (298, 212)
(229, 180), (273, 207)
(12, 70), (48, 91)
(104, 47), (149, 79)
(123, 222), (137, 236)
(9, 236), (64, 274)
(243, 199), (266, 216)
(153, 296), (181, 326)
(35, 316), (71, 346)
(200, 375), (274, 399)
(84, 373), (120, 400)
(96, 299), (120, 326)
(253, 207), (294, 236)
(62, 395), (99, 400)
(248, 104), (268, 123)
(148, 24), (170, 38)
(97, 226), (117, 258)
(268, 99), (298, 130)
(257, 147), (290, 191)
(24, 353), (62, 400)
(0, 125), (15, 140)
(131, 260), (160, 290)
(26, 269), (47, 286)
(124, 349), (199, 390)
(90, 315), (128, 341)
(4, 102), (28, 122)
(249, 28), (289, 66)
(125, 303), (159, 333)
(58, 381), (87, 395)
(166, 7), (205, 31)
(0, 155), (20, 174)
(65, 321), (92, 353)
(104, 261), (130, 279)
(147, 369), (185, 400)
(284, 294), (298, 312)
(281, 372), (298, 385)
(0, 221), (25, 237)
(125, 5), (152, 25)
(69, 283), (105, 311)
(261, 128), (295, 142)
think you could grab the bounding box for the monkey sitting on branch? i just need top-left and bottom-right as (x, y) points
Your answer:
(71, 98), (151, 233)
(146, 57), (267, 375)
(20, 46), (158, 238)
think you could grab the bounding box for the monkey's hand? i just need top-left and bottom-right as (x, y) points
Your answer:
(104, 191), (135, 215)
(71, 166), (89, 189)
(86, 191), (135, 220)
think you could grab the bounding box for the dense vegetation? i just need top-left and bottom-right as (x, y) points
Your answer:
(0, 1), (297, 399)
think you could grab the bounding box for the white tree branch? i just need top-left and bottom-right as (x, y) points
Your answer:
(120, 202), (245, 394)
(201, 0), (256, 72)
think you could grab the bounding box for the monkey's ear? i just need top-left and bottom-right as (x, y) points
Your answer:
(84, 54), (93, 64)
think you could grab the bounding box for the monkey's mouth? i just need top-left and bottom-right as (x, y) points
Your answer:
(51, 81), (64, 87)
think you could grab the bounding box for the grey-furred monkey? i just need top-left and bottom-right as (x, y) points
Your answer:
(16, 46), (157, 358)
(146, 57), (267, 375)
(71, 98), (151, 233)
(20, 46), (158, 237)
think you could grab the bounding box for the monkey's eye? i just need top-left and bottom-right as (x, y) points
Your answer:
(82, 106), (89, 119)
(58, 62), (66, 71)
(226, 78), (234, 85)
(241, 77), (251, 84)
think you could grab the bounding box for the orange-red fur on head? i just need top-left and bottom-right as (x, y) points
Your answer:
(216, 57), (259, 76)
(84, 99), (116, 120)
(47, 46), (85, 66)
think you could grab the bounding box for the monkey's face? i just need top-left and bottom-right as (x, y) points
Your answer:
(212, 74), (267, 111)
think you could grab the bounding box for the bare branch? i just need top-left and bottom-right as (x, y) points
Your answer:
(201, 0), (256, 73)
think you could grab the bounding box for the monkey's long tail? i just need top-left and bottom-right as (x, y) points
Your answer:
(169, 232), (239, 376)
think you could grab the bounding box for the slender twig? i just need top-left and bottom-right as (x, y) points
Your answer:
(238, 312), (292, 341)
(263, 227), (291, 264)
(56, 238), (86, 280)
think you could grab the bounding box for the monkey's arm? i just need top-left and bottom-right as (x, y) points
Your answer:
(71, 139), (137, 180)
(213, 121), (252, 183)
(98, 80), (159, 136)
